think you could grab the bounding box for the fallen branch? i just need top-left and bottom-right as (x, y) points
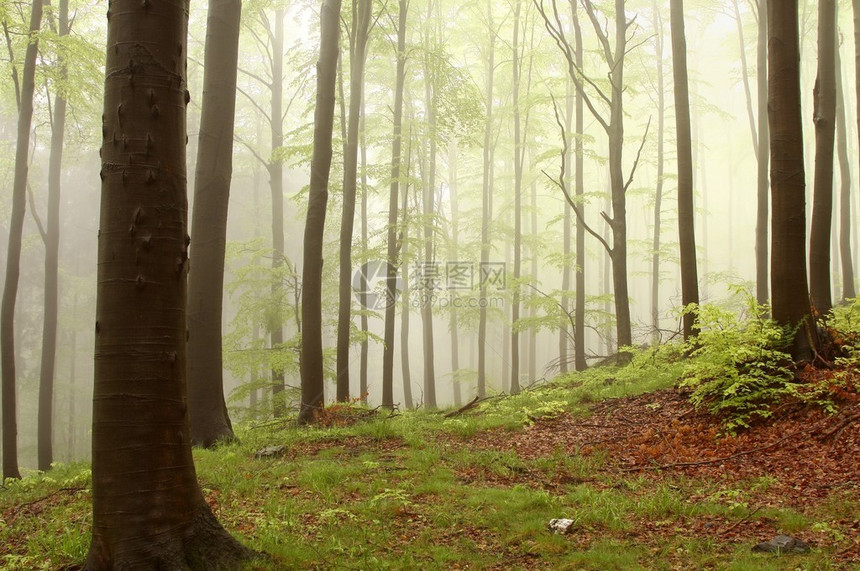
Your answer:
(722, 506), (762, 535)
(444, 396), (480, 418)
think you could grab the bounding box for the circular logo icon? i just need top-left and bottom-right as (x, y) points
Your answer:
(353, 261), (402, 310)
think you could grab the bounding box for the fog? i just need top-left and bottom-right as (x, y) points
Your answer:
(0, 0), (849, 469)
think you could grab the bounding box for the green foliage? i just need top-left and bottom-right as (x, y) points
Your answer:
(679, 300), (799, 432)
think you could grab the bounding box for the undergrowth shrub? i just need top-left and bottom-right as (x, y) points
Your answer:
(679, 299), (800, 432)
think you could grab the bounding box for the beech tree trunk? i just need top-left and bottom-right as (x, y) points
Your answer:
(809, 0), (837, 314)
(421, 6), (438, 408)
(768, 0), (814, 359)
(510, 0), (523, 395)
(336, 0), (372, 402)
(651, 1), (665, 344)
(300, 0), (342, 423)
(2, 0), (42, 481)
(477, 0), (495, 398)
(400, 153), (413, 409)
(186, 0), (241, 447)
(572, 8), (586, 371)
(85, 0), (253, 564)
(268, 9), (287, 416)
(756, 0), (770, 305)
(37, 0), (68, 472)
(836, 36), (856, 300)
(670, 0), (699, 340)
(382, 0), (407, 409)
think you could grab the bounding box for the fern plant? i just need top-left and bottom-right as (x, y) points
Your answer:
(680, 298), (800, 432)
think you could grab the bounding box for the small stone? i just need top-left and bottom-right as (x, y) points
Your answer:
(751, 534), (811, 554)
(548, 518), (576, 534)
(255, 445), (286, 459)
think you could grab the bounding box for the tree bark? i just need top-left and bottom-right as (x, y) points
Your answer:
(186, 0), (241, 447)
(670, 0), (699, 340)
(2, 0), (42, 481)
(768, 0), (814, 359)
(382, 0), (407, 409)
(336, 0), (372, 402)
(300, 0), (342, 423)
(37, 0), (68, 471)
(85, 0), (254, 564)
(809, 0), (837, 314)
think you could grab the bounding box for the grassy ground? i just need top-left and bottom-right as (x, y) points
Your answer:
(1, 363), (858, 570)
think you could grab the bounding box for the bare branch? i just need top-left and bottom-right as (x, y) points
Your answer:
(623, 116), (652, 193)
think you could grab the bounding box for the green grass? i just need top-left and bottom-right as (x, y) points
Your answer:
(0, 368), (854, 569)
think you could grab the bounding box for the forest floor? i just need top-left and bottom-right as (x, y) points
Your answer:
(1, 365), (859, 570)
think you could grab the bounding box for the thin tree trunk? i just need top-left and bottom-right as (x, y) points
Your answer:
(269, 9), (286, 416)
(477, 0), (495, 398)
(359, 76), (369, 402)
(421, 4), (438, 408)
(186, 0), (241, 447)
(382, 0), (407, 409)
(560, 81), (572, 373)
(809, 0), (837, 314)
(336, 0), (372, 402)
(670, 0), (699, 340)
(2, 0), (43, 481)
(511, 0), (523, 395)
(400, 157), (413, 409)
(37, 0), (69, 471)
(448, 140), (462, 404)
(573, 8), (586, 371)
(299, 0), (342, 423)
(651, 1), (665, 344)
(836, 36), (856, 300)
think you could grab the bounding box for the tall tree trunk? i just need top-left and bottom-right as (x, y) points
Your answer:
(37, 0), (68, 471)
(2, 0), (43, 481)
(382, 0), (407, 409)
(836, 35), (856, 300)
(85, 0), (253, 563)
(269, 8), (286, 416)
(607, 0), (632, 352)
(573, 8), (586, 371)
(651, 1), (665, 344)
(560, 82), (572, 373)
(756, 0), (770, 305)
(670, 0), (699, 340)
(359, 98), (370, 402)
(809, 0), (837, 314)
(400, 160), (413, 409)
(448, 140), (462, 404)
(421, 5), (438, 408)
(300, 0), (343, 424)
(477, 0), (495, 398)
(336, 0), (372, 402)
(768, 0), (814, 359)
(186, 0), (241, 447)
(510, 0), (523, 395)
